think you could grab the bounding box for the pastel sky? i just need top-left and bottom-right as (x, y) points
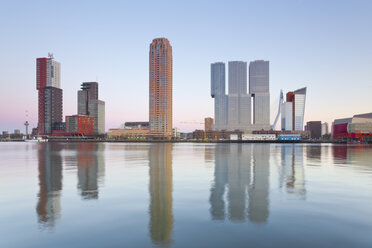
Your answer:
(0, 0), (371, 133)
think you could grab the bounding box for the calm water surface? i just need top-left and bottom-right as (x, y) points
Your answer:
(0, 142), (372, 247)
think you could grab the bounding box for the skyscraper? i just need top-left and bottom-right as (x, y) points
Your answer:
(36, 55), (62, 135)
(293, 87), (307, 131)
(77, 82), (105, 134)
(281, 87), (307, 131)
(228, 61), (247, 94)
(227, 61), (251, 130)
(149, 38), (173, 139)
(249, 60), (270, 128)
(211, 62), (227, 129)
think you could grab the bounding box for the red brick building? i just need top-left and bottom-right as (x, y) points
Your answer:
(65, 115), (94, 136)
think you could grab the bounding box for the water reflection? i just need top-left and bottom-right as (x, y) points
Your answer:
(76, 143), (105, 200)
(332, 145), (372, 170)
(36, 143), (63, 228)
(332, 145), (348, 164)
(306, 145), (322, 162)
(148, 143), (173, 246)
(210, 144), (270, 223)
(279, 145), (306, 199)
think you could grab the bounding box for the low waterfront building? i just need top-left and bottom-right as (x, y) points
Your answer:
(332, 113), (372, 142)
(107, 128), (149, 139)
(108, 122), (150, 139)
(65, 115), (94, 136)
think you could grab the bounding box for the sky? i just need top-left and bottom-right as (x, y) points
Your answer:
(0, 0), (371, 133)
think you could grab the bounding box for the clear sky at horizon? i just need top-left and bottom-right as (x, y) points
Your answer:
(0, 0), (371, 133)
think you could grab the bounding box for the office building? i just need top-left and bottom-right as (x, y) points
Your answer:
(211, 60), (271, 131)
(65, 115), (94, 136)
(228, 61), (247, 94)
(227, 61), (251, 130)
(293, 87), (307, 131)
(36, 55), (62, 135)
(204, 117), (214, 132)
(78, 82), (105, 134)
(43, 86), (63, 134)
(149, 38), (173, 139)
(211, 62), (228, 129)
(306, 121), (322, 139)
(249, 60), (270, 128)
(227, 93), (251, 129)
(281, 101), (293, 131)
(321, 122), (329, 136)
(281, 87), (307, 131)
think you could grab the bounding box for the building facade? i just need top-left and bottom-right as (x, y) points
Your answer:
(36, 55), (62, 135)
(281, 87), (307, 131)
(306, 121), (322, 139)
(65, 115), (94, 136)
(149, 38), (173, 139)
(211, 60), (271, 131)
(281, 102), (293, 131)
(321, 122), (329, 136)
(293, 87), (307, 131)
(204, 117), (214, 132)
(227, 61), (251, 130)
(77, 82), (105, 134)
(43, 86), (63, 134)
(249, 60), (270, 128)
(211, 62), (228, 129)
(333, 113), (372, 142)
(228, 61), (247, 94)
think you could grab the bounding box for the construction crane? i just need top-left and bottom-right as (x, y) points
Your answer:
(271, 90), (284, 130)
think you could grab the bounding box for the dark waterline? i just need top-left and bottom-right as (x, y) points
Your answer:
(0, 142), (371, 247)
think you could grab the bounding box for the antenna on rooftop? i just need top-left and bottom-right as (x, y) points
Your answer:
(48, 53), (54, 59)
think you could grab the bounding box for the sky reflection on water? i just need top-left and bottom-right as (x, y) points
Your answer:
(0, 142), (372, 247)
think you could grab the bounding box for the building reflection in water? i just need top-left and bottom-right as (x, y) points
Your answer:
(148, 143), (173, 246)
(332, 145), (348, 164)
(332, 144), (372, 170)
(210, 144), (270, 223)
(278, 145), (306, 199)
(36, 143), (63, 228)
(306, 145), (322, 162)
(76, 143), (105, 200)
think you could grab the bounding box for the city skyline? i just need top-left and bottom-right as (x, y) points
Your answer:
(1, 1), (372, 132)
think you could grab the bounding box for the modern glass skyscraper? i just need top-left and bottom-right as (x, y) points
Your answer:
(211, 62), (227, 128)
(78, 82), (105, 134)
(227, 61), (251, 129)
(228, 61), (247, 94)
(36, 55), (62, 135)
(281, 87), (307, 131)
(249, 60), (270, 127)
(149, 38), (173, 139)
(293, 87), (307, 131)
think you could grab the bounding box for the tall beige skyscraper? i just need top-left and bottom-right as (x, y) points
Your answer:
(149, 38), (173, 139)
